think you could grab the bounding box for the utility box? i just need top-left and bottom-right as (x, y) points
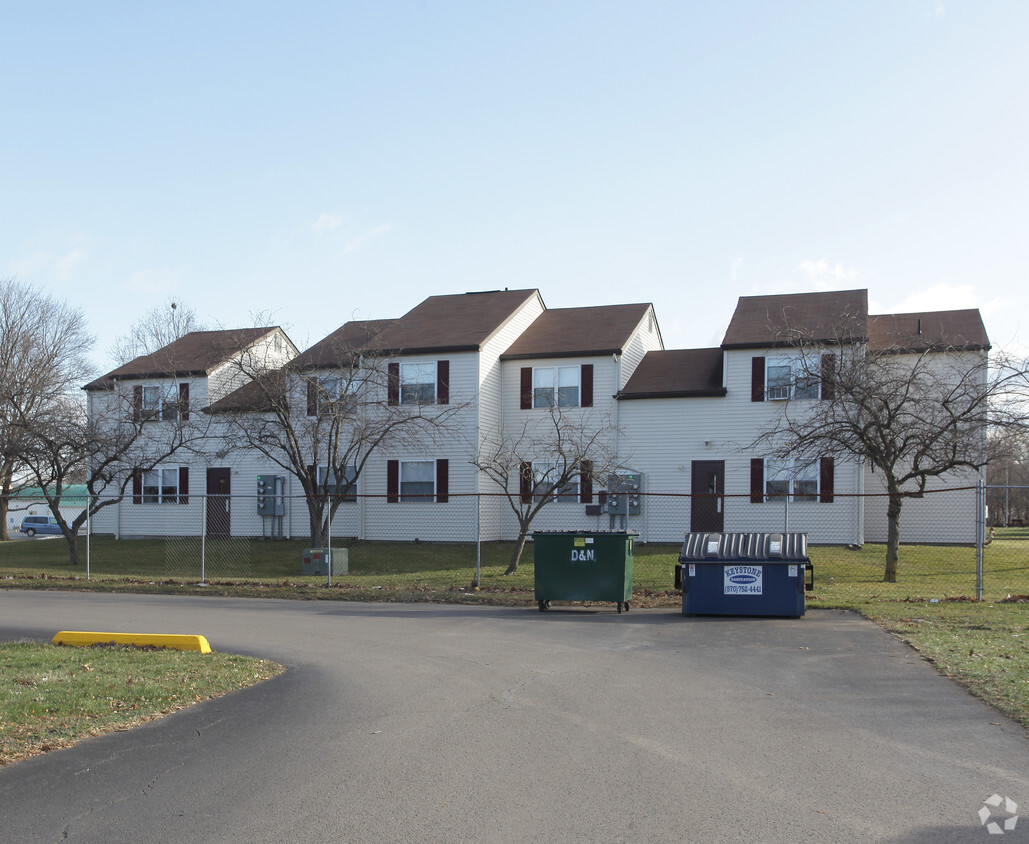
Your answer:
(533, 530), (637, 613)
(603, 473), (643, 515)
(678, 532), (812, 618)
(257, 475), (285, 516)
(302, 548), (348, 575)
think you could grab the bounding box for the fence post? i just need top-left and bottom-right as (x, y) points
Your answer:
(783, 495), (789, 533)
(976, 479), (984, 601)
(200, 495), (208, 586)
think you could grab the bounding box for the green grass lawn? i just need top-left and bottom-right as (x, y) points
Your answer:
(0, 642), (282, 765)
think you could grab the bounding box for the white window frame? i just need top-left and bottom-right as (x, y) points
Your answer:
(400, 362), (437, 405)
(400, 460), (436, 501)
(317, 464), (358, 502)
(141, 384), (183, 421)
(764, 459), (819, 502)
(532, 366), (580, 408)
(531, 461), (580, 503)
(141, 467), (181, 504)
(766, 357), (820, 401)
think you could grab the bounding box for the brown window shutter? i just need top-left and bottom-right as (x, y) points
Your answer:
(821, 353), (836, 401)
(307, 381), (317, 416)
(751, 357), (765, 402)
(133, 385), (143, 421)
(132, 469), (142, 504)
(520, 367), (532, 409)
(820, 457), (835, 503)
(436, 361), (449, 405)
(388, 362), (400, 406)
(581, 364), (593, 407)
(750, 458), (764, 503)
(178, 467), (189, 504)
(519, 461), (532, 503)
(580, 460), (593, 504)
(179, 383), (190, 420)
(387, 460), (399, 503)
(436, 459), (449, 503)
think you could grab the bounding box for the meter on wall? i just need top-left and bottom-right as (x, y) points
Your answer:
(257, 475), (285, 516)
(604, 473), (643, 515)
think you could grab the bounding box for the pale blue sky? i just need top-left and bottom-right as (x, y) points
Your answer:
(3, 1), (1027, 368)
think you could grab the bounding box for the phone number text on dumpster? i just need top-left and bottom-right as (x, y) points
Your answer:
(724, 565), (763, 595)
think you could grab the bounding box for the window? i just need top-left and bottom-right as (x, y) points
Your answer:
(135, 383), (189, 421)
(316, 464), (358, 501)
(134, 467), (188, 504)
(386, 459), (449, 503)
(387, 361), (450, 406)
(531, 462), (580, 502)
(307, 374), (342, 415)
(520, 365), (593, 409)
(764, 460), (818, 501)
(752, 354), (835, 403)
(766, 358), (819, 401)
(401, 362), (436, 404)
(750, 457), (834, 503)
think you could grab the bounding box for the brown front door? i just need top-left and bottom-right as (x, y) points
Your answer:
(691, 461), (725, 533)
(206, 468), (231, 538)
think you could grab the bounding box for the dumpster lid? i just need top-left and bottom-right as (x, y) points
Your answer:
(533, 530), (640, 537)
(678, 532), (808, 561)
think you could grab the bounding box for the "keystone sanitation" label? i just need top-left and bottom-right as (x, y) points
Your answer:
(724, 565), (763, 595)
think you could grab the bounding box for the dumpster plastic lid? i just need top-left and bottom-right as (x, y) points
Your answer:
(679, 532), (808, 561)
(532, 530), (640, 537)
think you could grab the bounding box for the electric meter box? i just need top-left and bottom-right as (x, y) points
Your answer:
(603, 473), (643, 515)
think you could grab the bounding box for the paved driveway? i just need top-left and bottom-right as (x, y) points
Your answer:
(0, 592), (1026, 843)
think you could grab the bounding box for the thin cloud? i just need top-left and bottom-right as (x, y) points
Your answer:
(126, 268), (180, 295)
(9, 247), (87, 281)
(312, 213), (344, 237)
(343, 223), (392, 255)
(797, 258), (859, 290)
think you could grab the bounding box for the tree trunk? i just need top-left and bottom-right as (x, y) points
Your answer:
(505, 530), (530, 575)
(65, 533), (81, 566)
(884, 488), (902, 583)
(0, 462), (13, 542)
(308, 502), (327, 547)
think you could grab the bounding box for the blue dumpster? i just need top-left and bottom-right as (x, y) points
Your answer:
(678, 532), (812, 618)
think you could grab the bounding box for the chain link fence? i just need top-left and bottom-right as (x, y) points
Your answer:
(7, 486), (1026, 601)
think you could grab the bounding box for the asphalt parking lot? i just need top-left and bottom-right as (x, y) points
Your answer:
(0, 591), (1026, 843)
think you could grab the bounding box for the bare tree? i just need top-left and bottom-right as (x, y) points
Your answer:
(210, 325), (467, 547)
(109, 298), (205, 366)
(986, 429), (1029, 526)
(17, 381), (212, 566)
(753, 339), (1029, 581)
(472, 406), (626, 574)
(0, 278), (94, 540)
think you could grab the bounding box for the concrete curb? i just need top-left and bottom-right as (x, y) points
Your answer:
(52, 631), (212, 652)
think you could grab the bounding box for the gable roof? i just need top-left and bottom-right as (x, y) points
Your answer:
(868, 310), (990, 352)
(292, 319), (398, 370)
(368, 289), (542, 355)
(85, 327), (287, 390)
(721, 290), (868, 349)
(205, 368), (286, 414)
(617, 348), (726, 400)
(500, 303), (656, 360)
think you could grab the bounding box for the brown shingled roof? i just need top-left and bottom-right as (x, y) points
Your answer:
(293, 319), (398, 370)
(618, 348), (726, 400)
(868, 310), (990, 352)
(370, 289), (542, 355)
(721, 290), (868, 349)
(84, 327), (285, 390)
(500, 304), (656, 360)
(205, 369), (286, 414)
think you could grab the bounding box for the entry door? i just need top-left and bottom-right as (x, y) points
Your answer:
(691, 461), (725, 533)
(206, 468), (231, 538)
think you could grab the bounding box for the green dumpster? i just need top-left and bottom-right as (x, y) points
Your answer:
(533, 530), (637, 613)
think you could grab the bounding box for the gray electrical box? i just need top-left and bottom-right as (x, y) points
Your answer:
(257, 474), (285, 516)
(604, 473), (643, 515)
